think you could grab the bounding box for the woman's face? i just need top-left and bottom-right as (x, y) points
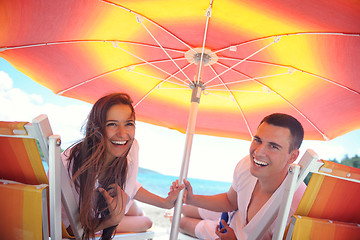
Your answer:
(104, 104), (135, 162)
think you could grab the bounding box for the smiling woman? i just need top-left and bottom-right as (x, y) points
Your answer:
(60, 93), (184, 239)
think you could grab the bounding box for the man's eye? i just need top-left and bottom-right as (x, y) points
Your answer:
(271, 145), (280, 150)
(253, 138), (261, 143)
(126, 122), (135, 127)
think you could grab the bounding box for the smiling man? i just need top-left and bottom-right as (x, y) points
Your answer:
(180, 113), (306, 240)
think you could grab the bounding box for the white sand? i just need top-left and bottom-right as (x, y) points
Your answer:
(137, 201), (197, 240)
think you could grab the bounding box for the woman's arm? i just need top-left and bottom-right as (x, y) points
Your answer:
(134, 185), (184, 209)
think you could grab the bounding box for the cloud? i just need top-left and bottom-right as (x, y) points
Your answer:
(0, 71), (13, 89)
(0, 71), (91, 149)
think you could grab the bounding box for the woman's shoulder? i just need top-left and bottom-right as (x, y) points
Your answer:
(132, 139), (139, 149)
(127, 139), (139, 163)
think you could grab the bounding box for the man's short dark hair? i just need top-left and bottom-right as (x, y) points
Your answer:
(260, 113), (304, 152)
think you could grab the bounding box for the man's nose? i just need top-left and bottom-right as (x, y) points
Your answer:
(254, 143), (266, 156)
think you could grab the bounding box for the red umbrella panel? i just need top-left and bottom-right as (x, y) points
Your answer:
(1, 0), (360, 238)
(1, 0), (359, 141)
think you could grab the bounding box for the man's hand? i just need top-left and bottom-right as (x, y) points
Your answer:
(98, 184), (128, 227)
(170, 179), (195, 204)
(215, 220), (237, 240)
(183, 179), (195, 204)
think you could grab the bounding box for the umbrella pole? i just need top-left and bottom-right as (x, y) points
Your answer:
(169, 84), (202, 240)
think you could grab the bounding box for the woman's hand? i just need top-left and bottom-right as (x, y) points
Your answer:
(98, 184), (128, 227)
(215, 220), (237, 240)
(163, 180), (184, 209)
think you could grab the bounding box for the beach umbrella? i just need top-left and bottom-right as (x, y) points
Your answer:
(1, 0), (360, 238)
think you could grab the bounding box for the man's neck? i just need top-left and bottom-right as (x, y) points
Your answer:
(257, 170), (288, 194)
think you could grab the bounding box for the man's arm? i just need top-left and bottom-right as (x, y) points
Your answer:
(184, 179), (237, 212)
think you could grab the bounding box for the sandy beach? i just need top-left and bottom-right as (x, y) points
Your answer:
(137, 201), (196, 240)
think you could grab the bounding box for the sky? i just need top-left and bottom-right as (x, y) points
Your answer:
(1, 57), (360, 182)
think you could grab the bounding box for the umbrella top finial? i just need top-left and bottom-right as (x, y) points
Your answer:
(185, 48), (218, 66)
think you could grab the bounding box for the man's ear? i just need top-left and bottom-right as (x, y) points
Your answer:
(288, 149), (300, 164)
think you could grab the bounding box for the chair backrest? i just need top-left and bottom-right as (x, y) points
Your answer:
(0, 117), (71, 240)
(0, 121), (48, 185)
(284, 160), (360, 239)
(247, 149), (319, 240)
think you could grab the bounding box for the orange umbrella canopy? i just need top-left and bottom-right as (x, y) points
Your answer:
(1, 0), (359, 141)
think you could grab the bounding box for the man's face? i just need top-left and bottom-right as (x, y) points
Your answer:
(249, 122), (299, 180)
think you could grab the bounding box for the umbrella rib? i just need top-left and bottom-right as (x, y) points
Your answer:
(56, 57), (189, 94)
(205, 59), (291, 88)
(114, 44), (189, 85)
(217, 56), (291, 68)
(196, 0), (214, 84)
(254, 81), (330, 140)
(217, 58), (360, 95)
(99, 0), (196, 52)
(130, 59), (193, 87)
(138, 19), (193, 84)
(208, 89), (271, 93)
(301, 70), (360, 95)
(205, 88), (258, 134)
(207, 64), (253, 138)
(133, 62), (194, 108)
(214, 32), (360, 54)
(0, 39), (187, 54)
(213, 57), (360, 95)
(207, 40), (277, 83)
(207, 72), (290, 89)
(129, 70), (188, 88)
(111, 40), (186, 53)
(57, 69), (121, 95)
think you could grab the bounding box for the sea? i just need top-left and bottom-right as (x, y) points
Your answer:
(46, 162), (231, 196)
(138, 167), (231, 197)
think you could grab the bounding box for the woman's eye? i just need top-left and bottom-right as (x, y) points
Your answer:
(106, 122), (117, 127)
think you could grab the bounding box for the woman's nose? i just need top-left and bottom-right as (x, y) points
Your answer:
(116, 125), (127, 137)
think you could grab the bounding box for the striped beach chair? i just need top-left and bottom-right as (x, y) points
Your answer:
(0, 115), (154, 240)
(0, 116), (72, 239)
(249, 149), (360, 240)
(283, 160), (360, 239)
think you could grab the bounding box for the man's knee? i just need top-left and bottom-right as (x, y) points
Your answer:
(179, 216), (188, 229)
(179, 216), (198, 237)
(182, 205), (201, 218)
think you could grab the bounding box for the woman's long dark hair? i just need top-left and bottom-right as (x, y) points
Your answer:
(67, 93), (135, 239)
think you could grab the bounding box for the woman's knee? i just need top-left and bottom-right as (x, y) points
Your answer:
(116, 216), (153, 232)
(142, 216), (153, 230)
(126, 201), (144, 216)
